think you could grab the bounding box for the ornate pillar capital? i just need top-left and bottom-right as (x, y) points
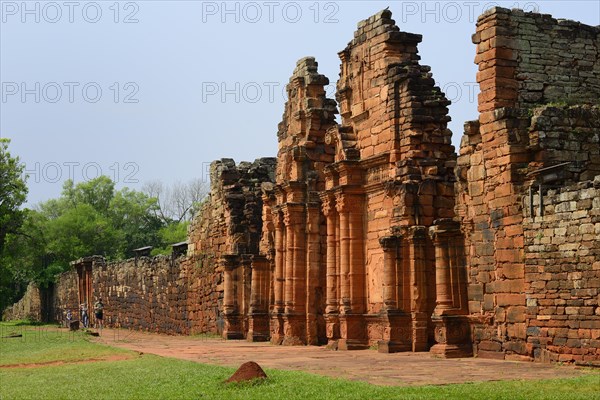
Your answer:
(429, 219), (461, 242)
(407, 226), (428, 243)
(221, 254), (239, 270)
(321, 193), (336, 217)
(379, 235), (400, 251)
(273, 210), (284, 227)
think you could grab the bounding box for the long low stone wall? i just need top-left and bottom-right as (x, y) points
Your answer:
(52, 255), (223, 335)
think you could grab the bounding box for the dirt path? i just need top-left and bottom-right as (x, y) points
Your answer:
(0, 354), (136, 369)
(93, 328), (590, 386)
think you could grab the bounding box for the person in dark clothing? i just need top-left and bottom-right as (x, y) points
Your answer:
(94, 299), (104, 330)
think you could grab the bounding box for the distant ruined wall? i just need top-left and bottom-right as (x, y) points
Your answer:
(50, 158), (275, 335)
(89, 256), (188, 334)
(473, 7), (600, 112)
(2, 282), (42, 322)
(458, 7), (600, 361)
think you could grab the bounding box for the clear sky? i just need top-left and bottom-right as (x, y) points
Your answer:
(1, 0), (598, 206)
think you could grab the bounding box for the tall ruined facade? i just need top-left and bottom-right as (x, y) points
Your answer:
(224, 8), (600, 361)
(261, 57), (337, 346)
(33, 7), (599, 364)
(252, 10), (471, 355)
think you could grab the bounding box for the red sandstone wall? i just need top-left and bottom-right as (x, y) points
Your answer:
(84, 255), (220, 335)
(459, 7), (600, 361)
(91, 256), (189, 333)
(189, 158), (275, 338)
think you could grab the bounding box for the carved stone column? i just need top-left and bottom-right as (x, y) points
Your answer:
(248, 255), (269, 342)
(273, 210), (285, 313)
(270, 210), (285, 344)
(323, 195), (338, 313)
(336, 193), (367, 350)
(349, 206), (365, 313)
(283, 203), (306, 345)
(284, 208), (294, 313)
(433, 232), (453, 314)
(322, 194), (340, 347)
(222, 255), (243, 340)
(378, 235), (411, 353)
(408, 226), (429, 352)
(336, 195), (351, 314)
(305, 202), (320, 345)
(429, 219), (472, 358)
(380, 236), (399, 310)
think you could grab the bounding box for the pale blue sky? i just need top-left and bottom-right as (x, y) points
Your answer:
(1, 1), (598, 206)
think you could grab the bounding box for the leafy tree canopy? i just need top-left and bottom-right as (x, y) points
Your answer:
(0, 139), (28, 253)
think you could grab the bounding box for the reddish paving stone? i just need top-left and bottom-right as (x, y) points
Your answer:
(95, 329), (590, 386)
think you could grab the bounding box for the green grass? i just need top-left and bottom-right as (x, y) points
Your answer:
(2, 354), (599, 400)
(0, 322), (134, 366)
(1, 322), (599, 400)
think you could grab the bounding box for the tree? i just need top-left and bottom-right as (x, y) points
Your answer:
(1, 176), (169, 303)
(45, 203), (120, 264)
(0, 171), (205, 311)
(109, 188), (163, 257)
(142, 178), (208, 224)
(0, 139), (29, 311)
(151, 221), (190, 256)
(0, 209), (45, 311)
(0, 139), (28, 253)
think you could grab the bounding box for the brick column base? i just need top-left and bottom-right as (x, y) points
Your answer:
(270, 314), (284, 345)
(247, 313), (270, 342)
(223, 314), (244, 340)
(282, 313), (306, 345)
(378, 311), (412, 353)
(430, 315), (473, 358)
(338, 314), (368, 350)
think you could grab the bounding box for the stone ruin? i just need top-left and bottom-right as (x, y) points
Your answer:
(11, 7), (600, 364)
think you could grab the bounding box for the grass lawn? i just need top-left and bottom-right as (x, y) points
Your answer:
(1, 322), (599, 400)
(0, 321), (135, 366)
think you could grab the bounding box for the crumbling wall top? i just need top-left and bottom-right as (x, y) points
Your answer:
(474, 7), (600, 111)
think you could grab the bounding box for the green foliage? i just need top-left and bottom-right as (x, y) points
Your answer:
(0, 143), (200, 311)
(109, 188), (163, 257)
(151, 221), (190, 256)
(0, 139), (28, 253)
(46, 203), (120, 263)
(1, 174), (186, 308)
(0, 139), (28, 310)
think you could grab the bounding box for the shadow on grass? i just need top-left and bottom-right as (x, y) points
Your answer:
(1, 320), (50, 327)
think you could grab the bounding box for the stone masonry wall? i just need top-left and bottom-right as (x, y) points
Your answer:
(528, 105), (600, 181)
(2, 282), (42, 321)
(473, 7), (600, 112)
(523, 176), (600, 363)
(49, 158), (276, 335)
(458, 7), (600, 361)
(53, 270), (79, 323)
(189, 158), (275, 338)
(90, 256), (191, 334)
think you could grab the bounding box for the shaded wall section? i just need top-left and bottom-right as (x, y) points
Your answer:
(523, 177), (600, 363)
